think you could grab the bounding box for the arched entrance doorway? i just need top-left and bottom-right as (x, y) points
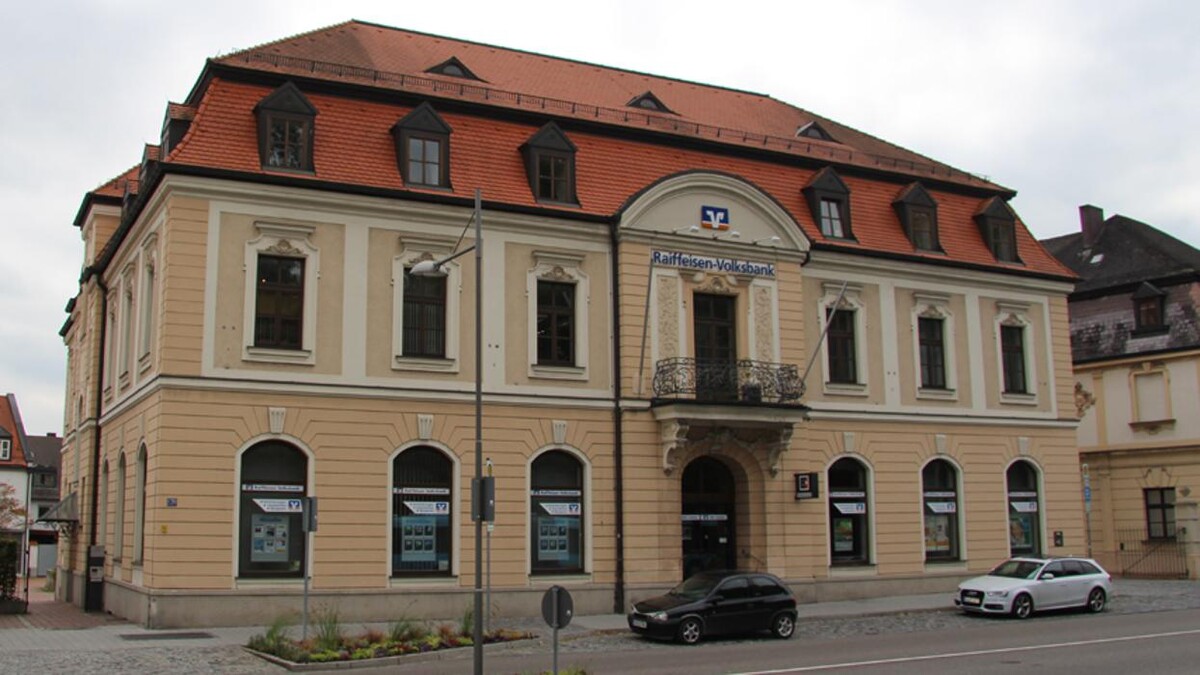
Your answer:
(681, 456), (736, 579)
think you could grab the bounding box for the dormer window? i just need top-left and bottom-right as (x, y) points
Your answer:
(893, 183), (941, 252)
(425, 57), (482, 81)
(974, 197), (1021, 263)
(797, 121), (835, 142)
(391, 103), (452, 188)
(1133, 282), (1167, 333)
(627, 91), (674, 114)
(521, 123), (578, 205)
(802, 167), (853, 240)
(254, 82), (318, 172)
(0, 434), (10, 461)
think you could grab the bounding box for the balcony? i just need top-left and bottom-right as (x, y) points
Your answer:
(652, 357), (804, 405)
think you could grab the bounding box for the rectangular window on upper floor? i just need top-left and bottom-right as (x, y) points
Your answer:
(402, 269), (447, 358)
(243, 223), (319, 365)
(537, 280), (575, 367)
(918, 317), (946, 389)
(254, 255), (305, 350)
(1000, 325), (1027, 394)
(826, 307), (857, 384)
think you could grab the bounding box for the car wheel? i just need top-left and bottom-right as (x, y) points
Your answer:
(1011, 593), (1034, 619)
(771, 612), (795, 639)
(1087, 588), (1106, 613)
(677, 617), (703, 645)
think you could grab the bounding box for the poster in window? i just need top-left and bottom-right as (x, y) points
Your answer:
(1009, 512), (1035, 549)
(924, 513), (951, 553)
(251, 514), (290, 563)
(833, 517), (855, 553)
(537, 516), (574, 562)
(401, 516), (437, 563)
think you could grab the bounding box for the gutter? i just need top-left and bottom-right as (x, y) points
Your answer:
(87, 271), (108, 556)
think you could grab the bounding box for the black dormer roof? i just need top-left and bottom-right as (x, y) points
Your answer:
(254, 81), (318, 116)
(626, 91), (675, 114)
(425, 56), (483, 81)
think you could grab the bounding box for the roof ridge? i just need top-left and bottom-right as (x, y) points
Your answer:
(345, 19), (774, 100)
(1111, 215), (1200, 270)
(221, 20), (358, 61)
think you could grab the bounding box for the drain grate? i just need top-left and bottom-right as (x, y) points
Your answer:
(119, 631), (215, 641)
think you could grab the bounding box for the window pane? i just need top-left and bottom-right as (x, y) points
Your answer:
(531, 451), (584, 573)
(393, 448), (453, 575)
(1001, 325), (1026, 393)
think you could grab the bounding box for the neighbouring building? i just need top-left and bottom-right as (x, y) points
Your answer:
(0, 394), (62, 577)
(59, 20), (1083, 628)
(1043, 206), (1200, 578)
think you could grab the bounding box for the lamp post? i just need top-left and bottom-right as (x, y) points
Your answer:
(410, 189), (484, 675)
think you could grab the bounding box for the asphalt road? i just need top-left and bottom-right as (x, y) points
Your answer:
(370, 607), (1200, 674)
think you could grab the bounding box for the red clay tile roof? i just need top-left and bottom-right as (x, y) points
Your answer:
(163, 78), (1070, 276)
(91, 166), (140, 199)
(166, 102), (197, 121)
(213, 20), (1001, 193)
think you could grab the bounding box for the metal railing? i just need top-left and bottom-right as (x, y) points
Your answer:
(652, 357), (803, 404)
(1114, 527), (1187, 578)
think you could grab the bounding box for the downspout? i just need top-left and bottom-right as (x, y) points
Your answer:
(88, 271), (108, 556)
(609, 219), (626, 613)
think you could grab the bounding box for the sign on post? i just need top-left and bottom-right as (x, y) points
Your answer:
(541, 585), (573, 675)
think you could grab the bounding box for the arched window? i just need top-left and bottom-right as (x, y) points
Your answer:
(1007, 460), (1041, 556)
(392, 447), (453, 576)
(828, 457), (869, 564)
(133, 445), (148, 564)
(239, 441), (307, 578)
(530, 450), (584, 574)
(114, 453), (126, 561)
(922, 459), (960, 561)
(99, 461), (109, 554)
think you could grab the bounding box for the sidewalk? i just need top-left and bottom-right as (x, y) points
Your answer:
(0, 591), (951, 652)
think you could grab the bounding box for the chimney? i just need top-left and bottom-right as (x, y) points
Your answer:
(1079, 205), (1105, 248)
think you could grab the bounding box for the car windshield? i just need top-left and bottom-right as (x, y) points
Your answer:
(988, 560), (1042, 579)
(667, 573), (722, 600)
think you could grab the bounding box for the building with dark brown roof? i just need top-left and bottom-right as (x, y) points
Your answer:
(1043, 206), (1200, 578)
(59, 20), (1084, 627)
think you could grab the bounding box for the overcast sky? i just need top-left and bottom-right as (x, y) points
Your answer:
(1, 0), (1196, 434)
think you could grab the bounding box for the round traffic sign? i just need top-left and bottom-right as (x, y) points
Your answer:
(541, 585), (574, 629)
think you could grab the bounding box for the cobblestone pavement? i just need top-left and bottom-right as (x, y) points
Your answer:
(1, 580), (1196, 674)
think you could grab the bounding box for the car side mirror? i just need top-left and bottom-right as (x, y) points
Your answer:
(1040, 572), (1055, 580)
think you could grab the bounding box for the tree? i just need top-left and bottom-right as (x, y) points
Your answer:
(0, 482), (25, 533)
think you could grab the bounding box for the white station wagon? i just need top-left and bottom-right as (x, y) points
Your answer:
(955, 556), (1113, 619)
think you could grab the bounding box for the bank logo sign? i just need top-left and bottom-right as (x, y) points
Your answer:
(701, 205), (730, 231)
(652, 250), (776, 278)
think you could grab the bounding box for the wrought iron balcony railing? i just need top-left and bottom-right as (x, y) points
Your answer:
(652, 357), (804, 404)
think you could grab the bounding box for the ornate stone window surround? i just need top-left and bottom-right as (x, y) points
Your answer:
(820, 281), (867, 397)
(528, 250), (589, 380)
(243, 222), (319, 365)
(912, 291), (957, 401)
(137, 233), (159, 371)
(995, 300), (1037, 405)
(392, 234), (462, 373)
(1129, 361), (1174, 433)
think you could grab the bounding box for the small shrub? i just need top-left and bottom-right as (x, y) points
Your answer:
(458, 604), (474, 636)
(312, 608), (344, 652)
(437, 622), (459, 642)
(388, 616), (428, 642)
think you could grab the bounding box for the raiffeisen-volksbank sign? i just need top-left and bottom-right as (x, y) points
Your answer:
(651, 250), (776, 278)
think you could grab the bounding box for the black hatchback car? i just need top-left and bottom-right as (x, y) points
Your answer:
(628, 570), (798, 644)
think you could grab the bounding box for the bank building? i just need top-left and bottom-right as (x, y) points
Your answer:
(55, 20), (1083, 627)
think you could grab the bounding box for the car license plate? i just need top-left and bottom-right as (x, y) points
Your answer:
(632, 618), (647, 628)
(963, 596), (981, 605)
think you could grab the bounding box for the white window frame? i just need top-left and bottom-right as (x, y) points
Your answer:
(242, 222), (319, 365)
(138, 235), (159, 369)
(0, 438), (10, 461)
(114, 453), (126, 562)
(132, 444), (147, 565)
(392, 235), (462, 373)
(912, 292), (957, 401)
(527, 250), (589, 380)
(995, 301), (1037, 405)
(819, 282), (867, 396)
(120, 267), (135, 380)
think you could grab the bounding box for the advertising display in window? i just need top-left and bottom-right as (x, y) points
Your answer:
(1006, 461), (1041, 555)
(392, 448), (453, 576)
(250, 514), (290, 563)
(922, 460), (959, 560)
(530, 450), (584, 574)
(238, 441), (307, 578)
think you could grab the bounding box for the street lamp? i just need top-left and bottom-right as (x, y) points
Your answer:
(412, 186), (487, 667)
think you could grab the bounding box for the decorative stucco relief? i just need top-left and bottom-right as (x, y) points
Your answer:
(657, 274), (680, 357)
(753, 285), (774, 361)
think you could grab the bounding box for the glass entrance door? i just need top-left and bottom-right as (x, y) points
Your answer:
(693, 294), (737, 401)
(681, 456), (736, 579)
